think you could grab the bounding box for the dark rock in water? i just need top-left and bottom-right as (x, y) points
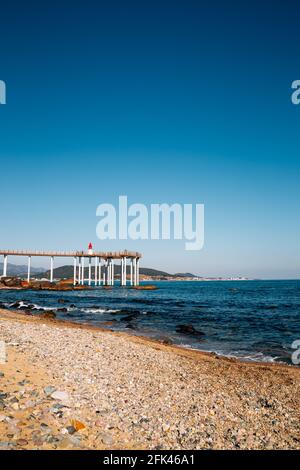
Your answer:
(57, 307), (68, 313)
(69, 304), (76, 308)
(58, 298), (68, 304)
(125, 323), (137, 330)
(40, 311), (56, 319)
(10, 301), (22, 309)
(176, 324), (205, 337)
(19, 304), (35, 310)
(120, 313), (139, 322)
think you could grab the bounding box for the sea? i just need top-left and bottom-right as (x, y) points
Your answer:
(0, 280), (299, 365)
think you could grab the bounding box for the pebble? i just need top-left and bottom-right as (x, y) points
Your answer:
(44, 386), (56, 396)
(16, 438), (28, 446)
(0, 313), (299, 450)
(50, 390), (69, 402)
(65, 425), (76, 435)
(99, 432), (114, 446)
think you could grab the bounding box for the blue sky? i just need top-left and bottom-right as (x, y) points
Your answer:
(0, 0), (299, 278)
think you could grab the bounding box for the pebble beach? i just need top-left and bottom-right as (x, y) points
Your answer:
(0, 308), (299, 450)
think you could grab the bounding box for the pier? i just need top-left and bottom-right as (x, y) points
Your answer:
(0, 248), (142, 286)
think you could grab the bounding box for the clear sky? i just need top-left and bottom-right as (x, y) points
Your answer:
(0, 0), (299, 278)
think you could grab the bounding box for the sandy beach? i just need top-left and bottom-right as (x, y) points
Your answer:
(0, 307), (299, 450)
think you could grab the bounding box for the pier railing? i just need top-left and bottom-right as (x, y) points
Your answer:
(0, 249), (142, 259)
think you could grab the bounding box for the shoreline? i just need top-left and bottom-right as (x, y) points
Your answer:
(0, 308), (299, 449)
(0, 307), (300, 371)
(0, 305), (297, 369)
(0, 306), (295, 370)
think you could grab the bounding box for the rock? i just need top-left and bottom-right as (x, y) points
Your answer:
(175, 324), (205, 337)
(98, 432), (113, 446)
(46, 435), (59, 444)
(16, 438), (28, 446)
(133, 285), (158, 290)
(71, 419), (86, 431)
(0, 372), (4, 378)
(57, 437), (72, 449)
(40, 423), (51, 433)
(0, 441), (16, 449)
(57, 307), (68, 312)
(10, 396), (19, 404)
(44, 386), (56, 396)
(68, 435), (83, 447)
(50, 391), (69, 402)
(66, 425), (76, 435)
(1, 277), (23, 288)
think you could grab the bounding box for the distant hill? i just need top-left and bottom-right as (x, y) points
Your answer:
(35, 264), (196, 279)
(0, 262), (196, 280)
(35, 265), (173, 279)
(0, 263), (44, 276)
(174, 272), (198, 278)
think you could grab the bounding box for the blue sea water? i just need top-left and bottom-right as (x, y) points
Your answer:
(0, 280), (299, 365)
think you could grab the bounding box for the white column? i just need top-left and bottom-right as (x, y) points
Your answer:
(27, 256), (31, 283)
(73, 257), (77, 285)
(78, 257), (81, 284)
(88, 258), (92, 286)
(120, 258), (123, 285)
(94, 257), (98, 286)
(134, 258), (137, 286)
(3, 255), (8, 277)
(137, 258), (140, 285)
(50, 256), (54, 283)
(108, 260), (111, 285)
(98, 258), (101, 286)
(111, 259), (114, 286)
(123, 257), (127, 286)
(130, 258), (133, 286)
(81, 258), (85, 285)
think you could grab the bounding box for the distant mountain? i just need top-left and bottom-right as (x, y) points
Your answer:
(0, 262), (197, 280)
(174, 272), (198, 278)
(35, 265), (173, 279)
(0, 263), (44, 276)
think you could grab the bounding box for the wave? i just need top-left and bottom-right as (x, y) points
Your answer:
(81, 308), (121, 314)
